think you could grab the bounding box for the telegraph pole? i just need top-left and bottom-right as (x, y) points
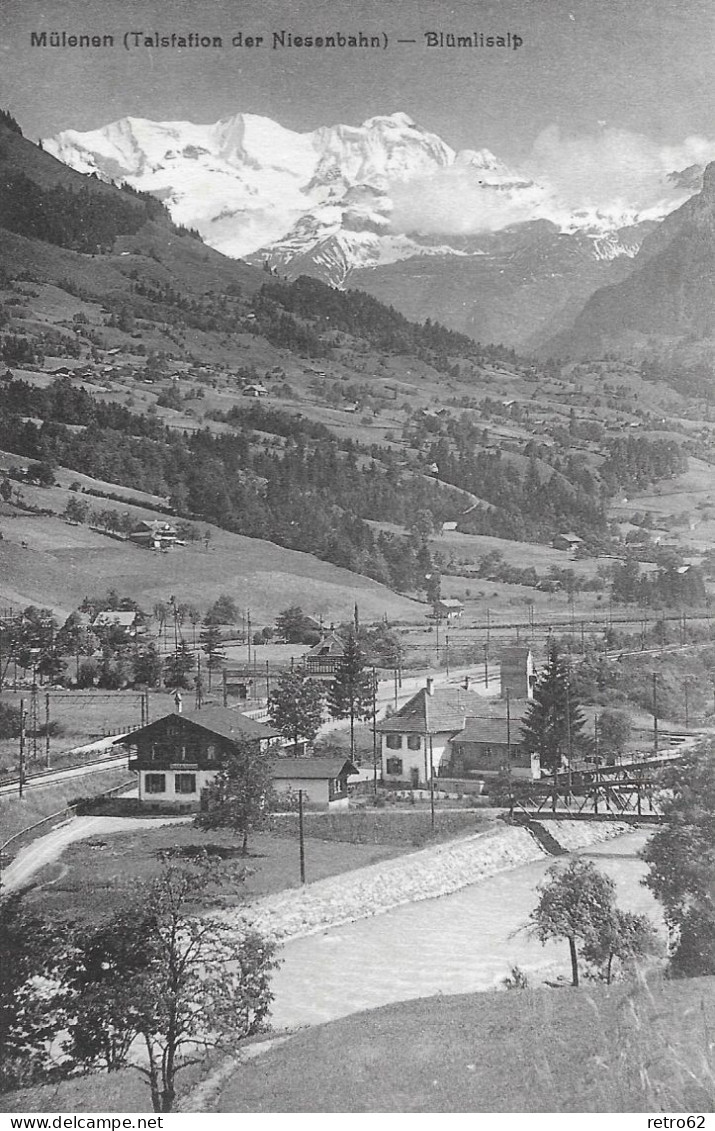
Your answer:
(298, 789), (306, 884)
(506, 688), (513, 819)
(429, 735), (435, 832)
(18, 698), (26, 798)
(30, 663), (39, 762)
(652, 672), (659, 755)
(44, 687), (50, 769)
(372, 666), (378, 798)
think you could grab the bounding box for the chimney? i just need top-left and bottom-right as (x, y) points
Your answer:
(174, 689), (183, 714)
(426, 677), (434, 696)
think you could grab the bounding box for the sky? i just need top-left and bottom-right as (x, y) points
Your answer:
(1, 0), (714, 222)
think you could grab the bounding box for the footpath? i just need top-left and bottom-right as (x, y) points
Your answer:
(219, 818), (629, 943)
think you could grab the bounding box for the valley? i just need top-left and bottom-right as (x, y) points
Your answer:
(1, 80), (715, 1118)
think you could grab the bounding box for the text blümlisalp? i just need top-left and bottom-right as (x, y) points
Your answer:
(29, 29), (525, 51)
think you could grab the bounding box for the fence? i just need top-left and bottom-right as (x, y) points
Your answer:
(0, 777), (134, 871)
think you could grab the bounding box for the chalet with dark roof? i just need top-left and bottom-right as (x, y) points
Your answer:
(114, 706), (280, 809)
(115, 707), (357, 810)
(302, 631), (345, 679)
(129, 520), (178, 551)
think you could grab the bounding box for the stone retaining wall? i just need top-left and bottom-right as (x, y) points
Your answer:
(218, 818), (629, 944)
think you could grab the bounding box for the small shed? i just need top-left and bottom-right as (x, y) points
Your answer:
(271, 756), (358, 809)
(552, 532), (583, 552)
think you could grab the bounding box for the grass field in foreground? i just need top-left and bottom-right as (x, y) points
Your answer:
(214, 976), (715, 1114)
(5, 976), (713, 1113)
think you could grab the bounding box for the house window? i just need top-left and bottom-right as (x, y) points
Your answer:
(329, 778), (346, 801)
(407, 735), (422, 751)
(175, 774), (197, 795)
(206, 743), (216, 761)
(385, 757), (403, 775)
(386, 734), (402, 749)
(145, 773), (166, 794)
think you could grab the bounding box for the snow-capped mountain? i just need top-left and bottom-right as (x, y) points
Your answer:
(43, 110), (695, 288)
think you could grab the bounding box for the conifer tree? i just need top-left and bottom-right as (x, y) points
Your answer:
(520, 642), (585, 784)
(327, 632), (375, 760)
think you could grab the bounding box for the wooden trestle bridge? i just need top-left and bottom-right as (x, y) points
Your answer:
(513, 749), (689, 823)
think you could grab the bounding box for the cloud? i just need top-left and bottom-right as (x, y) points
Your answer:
(387, 125), (715, 237)
(522, 124), (715, 213)
(388, 165), (551, 236)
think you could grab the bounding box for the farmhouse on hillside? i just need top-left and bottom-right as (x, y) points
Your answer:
(129, 519), (178, 551)
(552, 532), (583, 552)
(114, 706), (357, 810)
(433, 597), (464, 620)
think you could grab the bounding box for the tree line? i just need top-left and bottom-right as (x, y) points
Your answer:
(0, 378), (443, 592)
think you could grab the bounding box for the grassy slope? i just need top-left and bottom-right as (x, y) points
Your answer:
(0, 765), (133, 844)
(214, 977), (715, 1113)
(0, 510), (423, 624)
(5, 976), (713, 1113)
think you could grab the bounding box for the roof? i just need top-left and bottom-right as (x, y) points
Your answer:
(93, 610), (137, 628)
(436, 598), (464, 609)
(132, 520), (177, 535)
(112, 707), (280, 746)
(271, 757), (358, 780)
(305, 631), (345, 659)
(500, 646), (533, 665)
(555, 532), (583, 543)
(378, 685), (491, 735)
(453, 706), (530, 746)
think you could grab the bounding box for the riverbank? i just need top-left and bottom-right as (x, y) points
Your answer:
(221, 818), (630, 943)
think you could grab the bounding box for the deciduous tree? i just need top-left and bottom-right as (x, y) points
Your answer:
(196, 738), (276, 854)
(200, 623), (225, 690)
(205, 594), (238, 625)
(528, 857), (617, 987)
(0, 892), (64, 1093)
(163, 641), (195, 689)
(65, 861), (278, 1111)
(597, 708), (632, 756)
(275, 605), (313, 644)
(580, 908), (660, 984)
(641, 741), (715, 976)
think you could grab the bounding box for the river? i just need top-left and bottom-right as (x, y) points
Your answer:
(268, 829), (662, 1030)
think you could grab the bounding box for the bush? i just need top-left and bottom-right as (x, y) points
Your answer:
(0, 702), (22, 739)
